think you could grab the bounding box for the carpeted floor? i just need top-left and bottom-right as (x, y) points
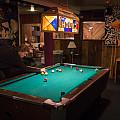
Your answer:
(80, 79), (120, 120)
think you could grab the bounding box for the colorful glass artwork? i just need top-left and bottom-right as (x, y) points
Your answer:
(42, 16), (57, 31)
(58, 16), (79, 33)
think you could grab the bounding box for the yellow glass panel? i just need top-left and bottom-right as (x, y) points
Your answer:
(42, 16), (57, 31)
(42, 16), (50, 30)
(45, 16), (57, 23)
(46, 24), (56, 31)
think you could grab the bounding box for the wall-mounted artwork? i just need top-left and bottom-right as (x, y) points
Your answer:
(104, 6), (120, 46)
(0, 2), (18, 46)
(83, 21), (105, 40)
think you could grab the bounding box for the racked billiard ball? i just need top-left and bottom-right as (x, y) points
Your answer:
(41, 71), (45, 75)
(44, 78), (48, 82)
(45, 72), (48, 75)
(58, 68), (62, 72)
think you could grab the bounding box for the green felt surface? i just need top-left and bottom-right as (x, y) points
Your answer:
(0, 64), (103, 102)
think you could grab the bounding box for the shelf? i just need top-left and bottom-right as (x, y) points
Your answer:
(53, 38), (74, 40)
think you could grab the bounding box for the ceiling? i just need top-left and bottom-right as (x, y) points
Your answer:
(20, 0), (120, 14)
(68, 0), (105, 11)
(18, 2), (45, 14)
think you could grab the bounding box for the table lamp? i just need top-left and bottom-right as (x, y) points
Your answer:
(67, 41), (76, 63)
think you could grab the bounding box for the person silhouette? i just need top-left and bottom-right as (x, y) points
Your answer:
(0, 40), (40, 80)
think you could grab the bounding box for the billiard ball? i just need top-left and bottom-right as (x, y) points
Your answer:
(45, 72), (48, 75)
(44, 78), (48, 82)
(80, 69), (83, 72)
(70, 65), (72, 69)
(58, 68), (62, 72)
(51, 70), (54, 73)
(41, 71), (45, 75)
(41, 68), (46, 73)
(76, 67), (79, 71)
(95, 68), (98, 71)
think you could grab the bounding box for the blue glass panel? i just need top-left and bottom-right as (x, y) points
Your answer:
(73, 20), (76, 24)
(61, 17), (66, 22)
(64, 28), (72, 32)
(51, 18), (57, 30)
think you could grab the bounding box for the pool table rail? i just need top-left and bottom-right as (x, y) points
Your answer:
(0, 68), (110, 109)
(59, 68), (110, 105)
(42, 68), (110, 108)
(0, 65), (110, 120)
(0, 88), (46, 104)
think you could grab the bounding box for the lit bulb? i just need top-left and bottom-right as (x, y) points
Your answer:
(30, 5), (35, 11)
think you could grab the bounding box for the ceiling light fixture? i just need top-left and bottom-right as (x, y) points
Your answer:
(30, 5), (35, 11)
(29, 5), (38, 12)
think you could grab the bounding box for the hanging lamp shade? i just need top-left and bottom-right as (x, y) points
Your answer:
(41, 7), (79, 33)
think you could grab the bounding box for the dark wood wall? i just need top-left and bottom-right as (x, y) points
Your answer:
(81, 40), (102, 66)
(20, 14), (41, 24)
(79, 9), (120, 80)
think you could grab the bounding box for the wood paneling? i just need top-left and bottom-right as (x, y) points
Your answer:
(88, 40), (102, 66)
(81, 40), (102, 66)
(81, 40), (120, 79)
(20, 14), (41, 24)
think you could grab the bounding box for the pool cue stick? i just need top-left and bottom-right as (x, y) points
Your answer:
(114, 44), (117, 83)
(114, 28), (119, 83)
(109, 46), (114, 78)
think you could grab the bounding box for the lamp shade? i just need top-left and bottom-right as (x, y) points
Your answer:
(67, 41), (76, 49)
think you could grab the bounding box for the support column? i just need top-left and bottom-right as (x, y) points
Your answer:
(44, 32), (54, 66)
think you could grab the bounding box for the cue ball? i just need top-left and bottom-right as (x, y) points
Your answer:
(80, 69), (83, 72)
(51, 70), (54, 73)
(95, 68), (98, 71)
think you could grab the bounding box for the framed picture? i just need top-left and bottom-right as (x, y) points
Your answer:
(83, 21), (105, 40)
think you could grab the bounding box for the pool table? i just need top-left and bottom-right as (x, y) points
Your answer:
(0, 63), (109, 120)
